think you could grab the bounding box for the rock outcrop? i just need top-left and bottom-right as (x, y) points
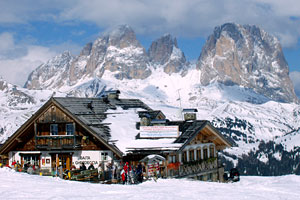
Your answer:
(197, 23), (297, 103)
(148, 34), (189, 74)
(24, 51), (73, 89)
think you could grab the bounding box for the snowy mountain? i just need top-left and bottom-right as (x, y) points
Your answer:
(24, 51), (74, 89)
(197, 23), (297, 103)
(148, 34), (190, 75)
(1, 23), (300, 175)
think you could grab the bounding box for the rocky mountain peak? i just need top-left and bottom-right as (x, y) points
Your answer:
(24, 51), (73, 89)
(148, 34), (177, 64)
(197, 23), (298, 103)
(80, 42), (93, 56)
(0, 77), (9, 91)
(106, 25), (141, 48)
(83, 25), (151, 80)
(148, 34), (189, 74)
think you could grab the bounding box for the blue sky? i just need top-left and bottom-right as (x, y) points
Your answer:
(0, 0), (300, 95)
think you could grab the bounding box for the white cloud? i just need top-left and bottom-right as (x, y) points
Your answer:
(1, 1), (300, 47)
(0, 45), (56, 87)
(56, 0), (300, 47)
(0, 32), (14, 52)
(290, 71), (300, 98)
(0, 33), (79, 86)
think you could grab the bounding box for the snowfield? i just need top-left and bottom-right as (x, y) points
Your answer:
(0, 168), (299, 200)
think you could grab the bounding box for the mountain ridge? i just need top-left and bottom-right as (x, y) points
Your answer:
(24, 23), (298, 103)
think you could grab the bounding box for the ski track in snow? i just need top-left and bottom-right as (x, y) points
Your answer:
(0, 168), (299, 200)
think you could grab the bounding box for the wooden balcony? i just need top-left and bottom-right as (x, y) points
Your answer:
(178, 158), (218, 178)
(35, 135), (82, 150)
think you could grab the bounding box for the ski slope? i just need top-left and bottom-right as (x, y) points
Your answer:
(0, 168), (299, 200)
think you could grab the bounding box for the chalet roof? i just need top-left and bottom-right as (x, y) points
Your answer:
(0, 96), (152, 157)
(138, 110), (165, 119)
(53, 97), (152, 141)
(172, 120), (233, 151)
(182, 108), (198, 113)
(172, 120), (207, 144)
(126, 120), (233, 153)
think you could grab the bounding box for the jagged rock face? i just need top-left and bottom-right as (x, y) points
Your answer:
(148, 34), (189, 74)
(197, 23), (298, 103)
(84, 25), (151, 80)
(0, 79), (8, 91)
(25, 51), (73, 89)
(0, 78), (35, 105)
(80, 42), (92, 56)
(25, 25), (153, 90)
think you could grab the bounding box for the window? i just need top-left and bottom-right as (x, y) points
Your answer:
(173, 155), (176, 163)
(210, 145), (215, 158)
(203, 147), (208, 160)
(197, 149), (201, 160)
(183, 151), (187, 162)
(168, 155), (173, 163)
(66, 124), (74, 135)
(101, 152), (108, 161)
(50, 124), (58, 135)
(23, 155), (39, 166)
(189, 150), (194, 161)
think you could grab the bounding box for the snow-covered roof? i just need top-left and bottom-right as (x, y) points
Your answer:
(55, 97), (232, 154)
(54, 96), (152, 142)
(103, 107), (181, 153)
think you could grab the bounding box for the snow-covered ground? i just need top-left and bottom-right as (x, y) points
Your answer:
(0, 168), (299, 200)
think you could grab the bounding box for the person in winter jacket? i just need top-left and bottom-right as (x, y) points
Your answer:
(80, 162), (87, 170)
(12, 160), (16, 168)
(70, 165), (76, 170)
(27, 165), (33, 174)
(136, 163), (143, 183)
(123, 162), (130, 184)
(121, 169), (126, 184)
(88, 163), (95, 170)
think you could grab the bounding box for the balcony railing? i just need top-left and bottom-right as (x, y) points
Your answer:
(178, 158), (218, 177)
(35, 135), (82, 150)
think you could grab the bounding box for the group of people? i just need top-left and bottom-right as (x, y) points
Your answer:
(76, 161), (145, 184)
(121, 162), (144, 184)
(6, 159), (157, 184)
(11, 160), (38, 174)
(78, 162), (95, 171)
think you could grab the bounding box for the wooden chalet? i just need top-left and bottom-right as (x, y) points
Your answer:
(0, 91), (232, 182)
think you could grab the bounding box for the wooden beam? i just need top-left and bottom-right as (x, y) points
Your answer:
(216, 145), (227, 150)
(206, 135), (217, 141)
(16, 138), (23, 143)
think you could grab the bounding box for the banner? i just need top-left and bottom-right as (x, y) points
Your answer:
(140, 126), (178, 138)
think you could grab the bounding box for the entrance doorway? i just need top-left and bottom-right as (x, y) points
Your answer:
(51, 153), (72, 171)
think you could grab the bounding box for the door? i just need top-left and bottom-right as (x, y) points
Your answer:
(51, 154), (72, 171)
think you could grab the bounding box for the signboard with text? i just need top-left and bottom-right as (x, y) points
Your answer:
(140, 126), (179, 138)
